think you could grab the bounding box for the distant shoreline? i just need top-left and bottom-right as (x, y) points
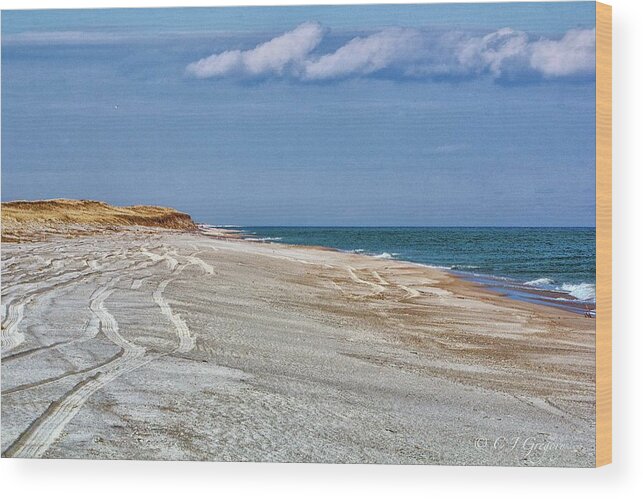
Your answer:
(202, 224), (596, 317)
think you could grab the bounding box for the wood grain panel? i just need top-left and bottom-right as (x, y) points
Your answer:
(596, 1), (612, 468)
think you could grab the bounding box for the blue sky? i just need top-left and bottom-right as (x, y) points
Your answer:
(1, 3), (596, 226)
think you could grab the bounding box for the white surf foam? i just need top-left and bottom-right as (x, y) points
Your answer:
(558, 282), (596, 302)
(524, 277), (555, 287)
(373, 252), (399, 259)
(245, 237), (282, 242)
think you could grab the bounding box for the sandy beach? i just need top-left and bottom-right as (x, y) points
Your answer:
(0, 220), (596, 466)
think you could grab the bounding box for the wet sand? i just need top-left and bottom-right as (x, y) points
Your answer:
(1, 228), (595, 465)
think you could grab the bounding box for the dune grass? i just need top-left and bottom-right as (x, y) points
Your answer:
(1, 199), (196, 242)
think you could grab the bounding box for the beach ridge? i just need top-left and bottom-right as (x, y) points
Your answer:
(1, 199), (197, 243)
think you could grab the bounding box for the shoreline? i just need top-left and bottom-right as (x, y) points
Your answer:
(2, 219), (596, 318)
(201, 224), (596, 317)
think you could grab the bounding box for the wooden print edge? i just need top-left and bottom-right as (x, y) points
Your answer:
(595, 1), (612, 468)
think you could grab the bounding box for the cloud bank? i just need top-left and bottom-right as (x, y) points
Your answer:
(303, 27), (423, 80)
(529, 28), (596, 77)
(186, 23), (596, 82)
(186, 22), (325, 78)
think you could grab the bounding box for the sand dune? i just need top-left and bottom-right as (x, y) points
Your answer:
(1, 199), (196, 242)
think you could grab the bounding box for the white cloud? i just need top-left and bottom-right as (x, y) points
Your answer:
(530, 28), (596, 77)
(302, 28), (423, 80)
(186, 23), (596, 82)
(185, 22), (324, 78)
(455, 28), (530, 77)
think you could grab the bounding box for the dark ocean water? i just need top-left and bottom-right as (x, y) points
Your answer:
(233, 227), (596, 314)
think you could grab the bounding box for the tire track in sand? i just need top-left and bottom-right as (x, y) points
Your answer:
(1, 255), (160, 357)
(346, 266), (386, 294)
(2, 280), (148, 458)
(3, 248), (208, 458)
(1, 302), (27, 353)
(153, 272), (194, 354)
(398, 285), (421, 299)
(1, 316), (100, 366)
(183, 253), (214, 275)
(140, 248), (178, 271)
(150, 249), (213, 353)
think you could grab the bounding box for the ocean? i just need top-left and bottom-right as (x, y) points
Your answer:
(236, 227), (596, 315)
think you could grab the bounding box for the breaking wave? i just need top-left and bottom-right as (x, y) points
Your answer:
(450, 264), (480, 270)
(558, 282), (596, 302)
(373, 252), (398, 259)
(523, 277), (595, 301)
(245, 236), (282, 242)
(524, 277), (555, 287)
